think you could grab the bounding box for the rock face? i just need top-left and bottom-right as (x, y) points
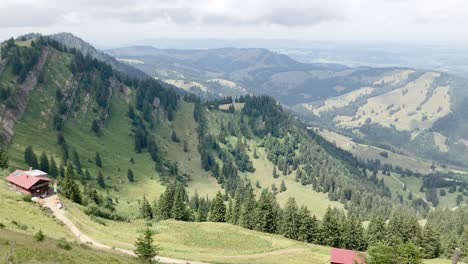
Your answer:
(1, 48), (49, 144)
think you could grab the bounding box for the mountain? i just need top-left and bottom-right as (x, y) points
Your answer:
(106, 46), (347, 100)
(107, 45), (468, 171)
(40, 33), (149, 80)
(0, 34), (467, 264)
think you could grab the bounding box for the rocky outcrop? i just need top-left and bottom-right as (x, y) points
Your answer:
(0, 47), (49, 144)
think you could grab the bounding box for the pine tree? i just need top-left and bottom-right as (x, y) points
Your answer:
(95, 152), (102, 167)
(209, 191), (226, 222)
(225, 199), (233, 223)
(61, 161), (82, 204)
(0, 148), (8, 169)
(127, 168), (134, 182)
(39, 152), (49, 173)
(49, 157), (58, 178)
(343, 214), (367, 251)
(239, 187), (256, 229)
(158, 182), (176, 219)
(253, 147), (259, 159)
(71, 150), (81, 174)
(321, 207), (343, 247)
(183, 140), (189, 152)
(367, 214), (387, 245)
(230, 193), (241, 225)
(280, 180), (287, 192)
(24, 145), (38, 168)
(171, 184), (187, 220)
(134, 228), (159, 264)
(91, 119), (100, 134)
(97, 171), (105, 188)
(273, 166), (278, 178)
(297, 207), (320, 243)
(140, 195), (153, 219)
(282, 197), (299, 240)
(253, 189), (279, 234)
(420, 224), (441, 258)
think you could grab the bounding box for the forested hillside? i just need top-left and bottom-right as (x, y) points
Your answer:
(0, 35), (467, 263)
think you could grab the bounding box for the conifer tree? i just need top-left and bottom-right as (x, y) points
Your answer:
(140, 195), (153, 219)
(95, 152), (102, 167)
(171, 184), (187, 220)
(225, 199), (233, 223)
(273, 166), (278, 178)
(280, 180), (287, 192)
(209, 191), (226, 222)
(97, 171), (105, 188)
(253, 147), (259, 159)
(420, 224), (441, 258)
(239, 188), (256, 229)
(282, 197), (299, 240)
(253, 189), (279, 233)
(91, 119), (100, 134)
(0, 148), (8, 169)
(230, 193), (241, 225)
(134, 228), (159, 264)
(39, 152), (49, 173)
(61, 161), (82, 204)
(71, 150), (81, 174)
(321, 207), (343, 247)
(343, 214), (367, 251)
(49, 156), (58, 178)
(24, 145), (38, 168)
(127, 168), (134, 182)
(367, 214), (387, 245)
(297, 207), (320, 243)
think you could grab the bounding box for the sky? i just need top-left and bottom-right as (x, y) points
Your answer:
(1, 0), (468, 48)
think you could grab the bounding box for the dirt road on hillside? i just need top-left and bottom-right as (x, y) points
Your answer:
(42, 195), (209, 264)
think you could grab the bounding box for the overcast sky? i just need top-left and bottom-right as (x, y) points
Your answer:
(1, 0), (467, 48)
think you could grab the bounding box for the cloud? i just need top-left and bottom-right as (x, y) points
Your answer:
(0, 0), (350, 28)
(0, 3), (62, 27)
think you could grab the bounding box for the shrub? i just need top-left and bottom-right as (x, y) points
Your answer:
(57, 238), (72, 250)
(34, 230), (45, 242)
(0, 222), (4, 228)
(22, 194), (32, 202)
(84, 203), (125, 221)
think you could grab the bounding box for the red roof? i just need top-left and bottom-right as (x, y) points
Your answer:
(330, 248), (364, 264)
(5, 170), (51, 190)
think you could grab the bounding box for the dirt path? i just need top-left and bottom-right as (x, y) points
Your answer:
(42, 195), (209, 264)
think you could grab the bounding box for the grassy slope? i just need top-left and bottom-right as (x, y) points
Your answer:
(376, 171), (459, 209)
(0, 176), (71, 240)
(61, 199), (331, 264)
(206, 109), (344, 218)
(0, 228), (139, 264)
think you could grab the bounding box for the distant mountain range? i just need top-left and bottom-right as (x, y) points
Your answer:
(106, 45), (468, 169)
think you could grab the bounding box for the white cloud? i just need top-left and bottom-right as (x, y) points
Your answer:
(0, 0), (467, 46)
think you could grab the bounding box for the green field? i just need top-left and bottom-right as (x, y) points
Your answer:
(0, 228), (140, 264)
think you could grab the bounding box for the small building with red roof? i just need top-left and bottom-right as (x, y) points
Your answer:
(5, 169), (51, 196)
(330, 248), (364, 264)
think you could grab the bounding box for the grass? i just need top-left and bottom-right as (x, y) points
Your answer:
(0, 178), (72, 240)
(318, 128), (437, 174)
(58, 199), (332, 264)
(243, 143), (344, 219)
(336, 72), (451, 131)
(0, 228), (140, 264)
